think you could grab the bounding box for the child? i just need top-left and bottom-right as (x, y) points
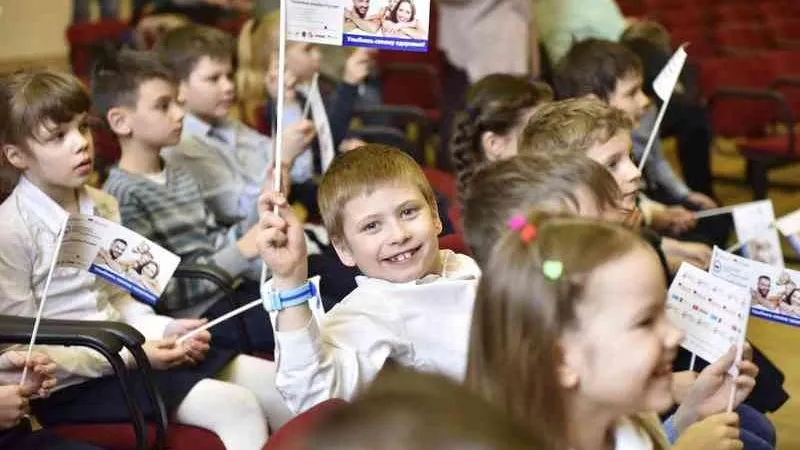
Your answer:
(247, 13), (372, 220)
(466, 211), (749, 450)
(93, 49), (264, 321)
(450, 73), (553, 200)
(307, 368), (544, 450)
(460, 153), (624, 265)
(257, 145), (481, 414)
(461, 156), (772, 450)
(157, 24), (314, 230)
(0, 69), (291, 450)
(552, 38), (727, 246)
(517, 97), (712, 273)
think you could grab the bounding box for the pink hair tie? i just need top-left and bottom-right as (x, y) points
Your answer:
(507, 215), (537, 243)
(507, 215), (526, 231)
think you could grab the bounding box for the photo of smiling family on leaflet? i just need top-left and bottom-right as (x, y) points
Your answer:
(343, 0), (427, 39)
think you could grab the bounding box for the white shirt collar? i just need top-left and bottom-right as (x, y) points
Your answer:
(16, 176), (95, 235)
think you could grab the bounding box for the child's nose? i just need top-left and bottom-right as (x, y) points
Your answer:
(389, 221), (411, 243)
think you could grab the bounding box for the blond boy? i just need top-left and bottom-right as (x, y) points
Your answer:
(257, 145), (480, 414)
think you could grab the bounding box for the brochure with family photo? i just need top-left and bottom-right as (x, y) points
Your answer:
(56, 214), (180, 305)
(667, 263), (749, 375)
(709, 247), (800, 328)
(288, 0), (429, 51)
(731, 200), (783, 267)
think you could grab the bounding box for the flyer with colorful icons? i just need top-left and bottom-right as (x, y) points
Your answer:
(666, 263), (750, 374)
(709, 247), (800, 328)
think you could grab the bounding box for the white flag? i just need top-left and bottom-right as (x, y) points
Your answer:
(653, 44), (688, 101)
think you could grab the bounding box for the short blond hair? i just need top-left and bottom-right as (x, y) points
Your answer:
(319, 145), (437, 242)
(518, 97), (632, 158)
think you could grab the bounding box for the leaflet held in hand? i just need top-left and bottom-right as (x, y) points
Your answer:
(57, 214), (180, 305)
(667, 263), (750, 374)
(709, 247), (800, 328)
(731, 200), (783, 267)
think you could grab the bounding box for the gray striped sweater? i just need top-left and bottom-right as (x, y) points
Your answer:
(104, 165), (253, 314)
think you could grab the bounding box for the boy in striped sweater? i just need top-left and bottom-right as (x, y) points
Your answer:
(94, 50), (272, 350)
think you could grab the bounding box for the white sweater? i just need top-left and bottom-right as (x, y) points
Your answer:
(268, 250), (481, 414)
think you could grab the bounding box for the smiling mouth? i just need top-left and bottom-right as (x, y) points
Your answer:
(384, 245), (421, 263)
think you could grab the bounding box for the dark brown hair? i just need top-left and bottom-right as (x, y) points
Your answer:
(390, 0), (416, 23)
(91, 49), (175, 128)
(156, 24), (235, 81)
(462, 154), (621, 266)
(0, 69), (90, 153)
(450, 74), (553, 200)
(553, 38), (643, 101)
(307, 368), (546, 450)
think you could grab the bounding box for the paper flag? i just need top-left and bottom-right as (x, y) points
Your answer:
(653, 44), (688, 101)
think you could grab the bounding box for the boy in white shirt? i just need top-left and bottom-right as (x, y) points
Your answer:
(257, 145), (480, 414)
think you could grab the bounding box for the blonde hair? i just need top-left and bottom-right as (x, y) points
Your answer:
(318, 145), (437, 242)
(518, 97), (632, 159)
(466, 211), (666, 450)
(236, 13), (280, 106)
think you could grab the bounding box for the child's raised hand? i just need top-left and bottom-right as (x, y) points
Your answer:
(281, 120), (316, 166)
(672, 413), (742, 450)
(142, 339), (190, 370)
(257, 190), (309, 290)
(0, 385), (33, 430)
(673, 345), (757, 432)
(343, 48), (374, 85)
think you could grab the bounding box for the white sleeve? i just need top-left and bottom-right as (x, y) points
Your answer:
(269, 284), (405, 414)
(0, 229), (123, 378)
(106, 286), (172, 340)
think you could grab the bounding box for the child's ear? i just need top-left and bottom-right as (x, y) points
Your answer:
(332, 237), (357, 267)
(433, 206), (443, 235)
(2, 144), (28, 171)
(480, 131), (507, 162)
(556, 338), (582, 389)
(107, 107), (132, 136)
(177, 80), (189, 104)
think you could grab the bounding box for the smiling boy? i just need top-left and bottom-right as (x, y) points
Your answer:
(257, 145), (481, 414)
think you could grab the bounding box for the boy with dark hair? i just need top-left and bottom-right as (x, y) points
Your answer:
(93, 50), (269, 347)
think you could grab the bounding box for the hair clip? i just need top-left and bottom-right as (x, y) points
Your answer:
(465, 105), (480, 120)
(542, 260), (564, 281)
(507, 214), (537, 243)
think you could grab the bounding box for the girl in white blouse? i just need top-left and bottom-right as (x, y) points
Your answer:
(0, 69), (291, 450)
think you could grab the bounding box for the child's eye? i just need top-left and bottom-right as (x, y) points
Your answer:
(637, 317), (655, 328)
(400, 206), (419, 218)
(361, 221), (379, 233)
